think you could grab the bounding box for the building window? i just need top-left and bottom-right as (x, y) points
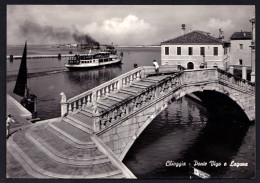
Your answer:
(165, 47), (169, 55)
(188, 47), (193, 55)
(239, 44), (243, 49)
(177, 47), (181, 55)
(213, 47), (218, 56)
(239, 59), (243, 65)
(200, 47), (205, 56)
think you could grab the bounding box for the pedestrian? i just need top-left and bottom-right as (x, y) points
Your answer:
(153, 60), (160, 76)
(6, 114), (15, 139)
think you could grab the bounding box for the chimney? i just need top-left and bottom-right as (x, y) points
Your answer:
(189, 29), (192, 33)
(219, 29), (224, 41)
(181, 24), (186, 35)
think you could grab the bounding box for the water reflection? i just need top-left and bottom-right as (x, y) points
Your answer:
(123, 97), (253, 178)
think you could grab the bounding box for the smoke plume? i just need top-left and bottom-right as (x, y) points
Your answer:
(19, 20), (99, 45)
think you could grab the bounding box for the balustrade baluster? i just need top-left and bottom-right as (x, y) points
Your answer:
(97, 90), (101, 100)
(136, 71), (140, 80)
(87, 95), (91, 106)
(101, 88), (105, 98)
(130, 75), (133, 84)
(105, 86), (109, 96)
(73, 102), (77, 113)
(82, 97), (86, 108)
(110, 84), (114, 94)
(78, 99), (82, 110)
(68, 103), (72, 113)
(133, 73), (136, 81)
(114, 82), (118, 92)
(122, 78), (126, 87)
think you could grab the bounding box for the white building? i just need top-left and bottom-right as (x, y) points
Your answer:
(229, 31), (252, 67)
(161, 30), (230, 69)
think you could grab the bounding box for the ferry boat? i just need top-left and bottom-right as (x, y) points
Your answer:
(65, 45), (122, 70)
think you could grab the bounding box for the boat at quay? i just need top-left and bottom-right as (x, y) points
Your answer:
(65, 45), (122, 70)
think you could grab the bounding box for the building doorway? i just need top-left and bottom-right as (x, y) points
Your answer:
(187, 62), (194, 69)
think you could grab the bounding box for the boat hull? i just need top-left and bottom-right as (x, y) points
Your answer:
(65, 58), (122, 70)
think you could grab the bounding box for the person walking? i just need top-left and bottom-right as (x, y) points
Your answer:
(153, 60), (160, 76)
(6, 114), (15, 139)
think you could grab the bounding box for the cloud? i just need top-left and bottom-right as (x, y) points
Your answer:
(191, 18), (236, 40)
(81, 15), (156, 45)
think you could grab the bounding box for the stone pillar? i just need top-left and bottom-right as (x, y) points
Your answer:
(229, 66), (234, 75)
(93, 118), (100, 132)
(60, 92), (67, 117)
(242, 66), (247, 80)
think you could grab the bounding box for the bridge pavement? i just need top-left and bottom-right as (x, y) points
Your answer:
(6, 67), (255, 178)
(6, 74), (169, 178)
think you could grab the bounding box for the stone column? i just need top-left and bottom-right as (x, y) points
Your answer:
(229, 66), (234, 75)
(60, 92), (67, 117)
(242, 66), (247, 80)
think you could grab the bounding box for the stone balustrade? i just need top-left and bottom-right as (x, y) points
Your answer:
(61, 65), (179, 117)
(217, 69), (255, 95)
(92, 68), (255, 132)
(61, 67), (145, 117)
(61, 66), (255, 132)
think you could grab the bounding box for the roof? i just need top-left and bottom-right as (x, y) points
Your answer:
(230, 31), (252, 40)
(161, 31), (223, 45)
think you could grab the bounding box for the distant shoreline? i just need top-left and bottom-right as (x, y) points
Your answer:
(7, 45), (161, 48)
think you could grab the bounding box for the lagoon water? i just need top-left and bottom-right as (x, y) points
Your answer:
(6, 45), (255, 178)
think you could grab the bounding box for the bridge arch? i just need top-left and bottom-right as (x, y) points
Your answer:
(118, 85), (250, 161)
(174, 84), (248, 120)
(93, 68), (254, 162)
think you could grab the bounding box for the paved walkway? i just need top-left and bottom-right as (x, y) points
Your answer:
(6, 75), (170, 178)
(7, 94), (32, 134)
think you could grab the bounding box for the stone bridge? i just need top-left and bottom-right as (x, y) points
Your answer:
(7, 66), (255, 178)
(62, 66), (255, 160)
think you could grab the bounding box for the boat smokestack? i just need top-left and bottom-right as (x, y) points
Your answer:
(182, 24), (186, 35)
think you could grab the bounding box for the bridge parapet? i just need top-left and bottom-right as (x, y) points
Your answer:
(61, 65), (178, 117)
(93, 68), (255, 132)
(217, 69), (255, 95)
(61, 67), (255, 132)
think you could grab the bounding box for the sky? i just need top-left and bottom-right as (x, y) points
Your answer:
(7, 5), (254, 46)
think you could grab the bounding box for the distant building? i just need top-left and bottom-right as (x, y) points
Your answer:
(161, 30), (229, 69)
(229, 31), (252, 67)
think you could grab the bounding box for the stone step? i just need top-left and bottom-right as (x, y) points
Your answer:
(46, 125), (96, 149)
(7, 141), (47, 178)
(142, 78), (159, 83)
(80, 107), (93, 117)
(131, 84), (147, 89)
(33, 124), (103, 158)
(107, 95), (124, 101)
(9, 131), (121, 178)
(97, 100), (113, 108)
(68, 112), (94, 128)
(63, 117), (93, 134)
(133, 81), (155, 87)
(27, 130), (110, 166)
(119, 90), (136, 96)
(124, 86), (144, 93)
(49, 122), (94, 145)
(97, 103), (109, 110)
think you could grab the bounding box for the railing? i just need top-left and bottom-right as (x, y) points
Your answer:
(217, 69), (255, 94)
(61, 67), (144, 117)
(61, 67), (255, 132)
(61, 65), (179, 117)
